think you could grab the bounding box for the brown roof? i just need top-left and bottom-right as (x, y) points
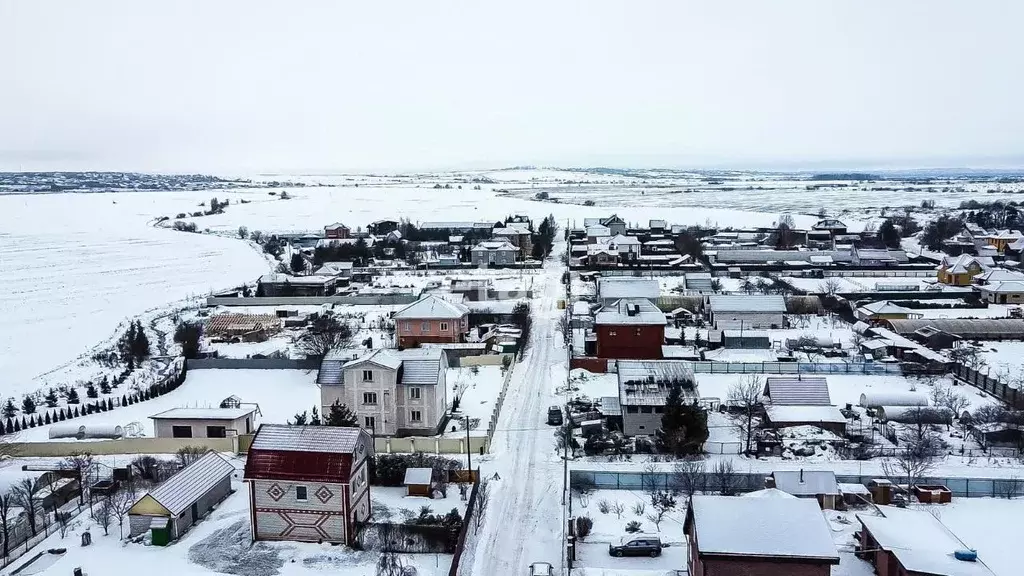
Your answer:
(243, 424), (369, 483)
(205, 313), (281, 334)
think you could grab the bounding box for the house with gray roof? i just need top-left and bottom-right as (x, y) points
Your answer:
(768, 469), (840, 509)
(128, 451), (235, 542)
(617, 360), (699, 436)
(708, 295), (786, 330)
(470, 240), (518, 267)
(319, 348), (449, 436)
(596, 277), (660, 305)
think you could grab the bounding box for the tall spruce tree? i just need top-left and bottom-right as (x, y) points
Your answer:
(325, 400), (359, 427)
(655, 382), (709, 457)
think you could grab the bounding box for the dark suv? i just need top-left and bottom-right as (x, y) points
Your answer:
(547, 406), (563, 425)
(608, 535), (663, 557)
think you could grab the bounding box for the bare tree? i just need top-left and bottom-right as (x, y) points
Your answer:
(611, 501), (625, 519)
(557, 314), (571, 349)
(95, 496), (113, 536)
(881, 416), (943, 489)
(672, 457), (706, 499)
(109, 487), (138, 538)
(950, 346), (985, 370)
(727, 375), (764, 454)
(713, 460), (740, 496)
(61, 452), (94, 505)
(375, 522), (408, 576)
(778, 213), (796, 229)
(297, 313), (353, 361)
(641, 463), (660, 498)
(175, 446), (207, 468)
(0, 490), (13, 560)
(12, 478), (40, 537)
(474, 479), (489, 530)
(818, 277), (842, 296)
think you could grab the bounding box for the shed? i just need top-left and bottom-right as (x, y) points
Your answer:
(128, 451), (235, 543)
(764, 405), (847, 435)
(708, 295), (786, 330)
(722, 329), (770, 349)
(838, 482), (873, 505)
(403, 467), (433, 497)
(858, 391), (929, 408)
(768, 469), (840, 509)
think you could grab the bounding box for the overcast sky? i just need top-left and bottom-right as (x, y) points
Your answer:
(2, 1), (1022, 173)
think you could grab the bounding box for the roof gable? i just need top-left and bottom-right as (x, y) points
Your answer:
(394, 295), (470, 320)
(763, 376), (831, 405)
(140, 451), (234, 516)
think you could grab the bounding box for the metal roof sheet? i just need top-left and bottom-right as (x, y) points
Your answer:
(597, 277), (660, 300)
(709, 295), (786, 313)
(618, 360), (698, 406)
(394, 295), (470, 320)
(764, 405), (847, 424)
(771, 470), (839, 496)
(403, 467), (433, 485)
(142, 451), (234, 516)
(763, 377), (832, 406)
(250, 424), (364, 454)
(595, 298), (667, 326)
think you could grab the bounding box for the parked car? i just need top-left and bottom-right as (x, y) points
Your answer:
(547, 406), (563, 425)
(609, 535), (663, 557)
(528, 561), (553, 576)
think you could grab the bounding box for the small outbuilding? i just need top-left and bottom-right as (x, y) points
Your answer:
(128, 451), (234, 544)
(403, 467), (433, 497)
(762, 376), (831, 406)
(150, 406), (259, 439)
(764, 405), (848, 435)
(768, 469), (840, 510)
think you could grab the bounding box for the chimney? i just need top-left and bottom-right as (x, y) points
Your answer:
(765, 476), (776, 489)
(799, 468), (805, 483)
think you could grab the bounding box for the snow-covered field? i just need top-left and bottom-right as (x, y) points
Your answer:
(0, 478), (452, 576)
(978, 341), (1024, 375)
(12, 369), (319, 441)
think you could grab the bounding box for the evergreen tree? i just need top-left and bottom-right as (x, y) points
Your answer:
(20, 417), (27, 429)
(290, 411), (308, 425)
(21, 396), (36, 414)
(325, 400), (359, 427)
(66, 388), (80, 404)
(132, 321), (150, 361)
(99, 377), (111, 395)
(655, 382), (709, 456)
(44, 389), (59, 408)
(58, 409), (66, 421)
(106, 398), (114, 411)
(310, 406), (321, 426)
(290, 253), (306, 275)
(877, 218), (902, 249)
(5, 419), (13, 433)
(44, 412), (52, 425)
(2, 399), (18, 419)
(14, 418), (21, 432)
(73, 406), (80, 418)
(86, 383), (98, 399)
(121, 394), (128, 407)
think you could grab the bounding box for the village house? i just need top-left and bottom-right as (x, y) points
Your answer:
(606, 234), (642, 261)
(855, 300), (922, 323)
(812, 218), (848, 235)
(649, 219), (668, 232)
(244, 424), (373, 546)
(977, 280), (1024, 304)
(367, 219), (399, 236)
(767, 469), (840, 509)
(937, 254), (985, 286)
(857, 506), (996, 576)
(684, 495), (840, 576)
(585, 245), (619, 266)
(257, 273), (337, 297)
(851, 246), (908, 266)
(617, 360), (699, 436)
(491, 226), (533, 257)
(324, 222), (351, 239)
(585, 225), (611, 244)
(128, 451), (234, 544)
(983, 229), (1022, 253)
(708, 295), (786, 330)
(972, 268), (1024, 285)
(318, 348), (449, 436)
(470, 240), (518, 266)
(761, 376), (847, 435)
(594, 298), (667, 359)
(205, 313), (282, 341)
(150, 404), (259, 439)
(312, 261), (354, 279)
(393, 294), (470, 348)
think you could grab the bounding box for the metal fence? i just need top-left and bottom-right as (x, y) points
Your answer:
(953, 363), (1024, 410)
(686, 361), (902, 375)
(206, 294), (419, 307)
(570, 469), (1024, 498)
(703, 441), (743, 454)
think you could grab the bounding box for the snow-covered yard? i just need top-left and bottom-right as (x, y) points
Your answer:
(1, 480), (451, 576)
(371, 485), (470, 523)
(447, 365), (508, 437)
(12, 369), (319, 441)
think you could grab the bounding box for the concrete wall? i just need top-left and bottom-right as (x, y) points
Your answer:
(11, 436), (237, 456)
(458, 354), (514, 367)
(374, 435), (488, 454)
(187, 358), (320, 370)
(154, 415), (254, 439)
(622, 407), (663, 436)
(206, 294), (418, 307)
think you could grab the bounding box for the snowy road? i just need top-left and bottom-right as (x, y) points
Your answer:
(469, 245), (569, 574)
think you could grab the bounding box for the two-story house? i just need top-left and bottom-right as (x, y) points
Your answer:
(393, 295), (470, 348)
(244, 424), (373, 547)
(937, 254), (984, 286)
(324, 222), (351, 239)
(318, 348), (449, 436)
(470, 240), (518, 267)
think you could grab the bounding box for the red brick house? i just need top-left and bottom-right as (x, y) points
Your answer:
(244, 424), (373, 546)
(393, 295), (470, 348)
(684, 495), (840, 576)
(324, 222), (351, 239)
(594, 298), (666, 359)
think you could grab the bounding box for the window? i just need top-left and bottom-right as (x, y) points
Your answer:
(635, 328), (642, 336)
(626, 406), (639, 414)
(364, 416), (376, 430)
(206, 425), (227, 438)
(641, 406), (653, 414)
(421, 321), (430, 332)
(439, 322), (449, 332)
(295, 486), (308, 501)
(409, 387), (421, 400)
(363, 392), (378, 404)
(362, 370), (373, 382)
(171, 425), (192, 438)
(403, 322), (411, 333)
(410, 410), (422, 422)
(608, 330), (617, 336)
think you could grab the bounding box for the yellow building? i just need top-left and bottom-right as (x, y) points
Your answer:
(937, 255), (983, 286)
(984, 230), (1023, 254)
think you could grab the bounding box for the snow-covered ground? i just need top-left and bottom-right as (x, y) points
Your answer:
(978, 341), (1024, 376)
(0, 478), (451, 576)
(371, 486), (469, 522)
(12, 369), (319, 441)
(447, 364), (507, 437)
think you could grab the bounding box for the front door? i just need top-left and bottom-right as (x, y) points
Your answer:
(191, 502), (199, 523)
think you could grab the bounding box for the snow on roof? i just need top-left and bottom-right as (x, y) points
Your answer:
(763, 376), (831, 406)
(858, 390), (930, 408)
(709, 295), (786, 313)
(595, 298), (667, 326)
(492, 227), (529, 236)
(973, 268), (1024, 283)
(838, 482), (871, 495)
(618, 360), (698, 406)
(585, 225), (611, 236)
(324, 222), (349, 230)
(471, 240), (517, 251)
(688, 495), (839, 561)
(885, 318), (1024, 338)
(743, 488), (797, 499)
(607, 234), (641, 245)
(599, 396), (622, 416)
(403, 467), (433, 485)
(149, 407), (256, 420)
(258, 273), (335, 285)
(771, 470), (839, 496)
(809, 255), (834, 264)
(723, 329), (770, 338)
(597, 277), (660, 300)
(869, 327), (949, 363)
(463, 300), (520, 314)
(394, 294), (470, 319)
(139, 451), (234, 516)
(858, 507), (996, 576)
(939, 254), (983, 274)
(250, 424), (364, 454)
(344, 349), (403, 370)
(571, 301), (591, 316)
(764, 405), (847, 424)
(859, 300), (914, 315)
(978, 280), (1024, 294)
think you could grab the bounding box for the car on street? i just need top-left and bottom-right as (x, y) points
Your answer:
(547, 405), (563, 425)
(529, 561), (554, 575)
(608, 535), (663, 557)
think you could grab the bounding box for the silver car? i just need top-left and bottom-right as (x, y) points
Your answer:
(529, 561), (554, 576)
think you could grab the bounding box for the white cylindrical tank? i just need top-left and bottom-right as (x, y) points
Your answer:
(877, 406), (953, 425)
(858, 391), (929, 408)
(47, 424), (124, 440)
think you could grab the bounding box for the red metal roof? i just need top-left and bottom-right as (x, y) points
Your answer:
(244, 448), (353, 483)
